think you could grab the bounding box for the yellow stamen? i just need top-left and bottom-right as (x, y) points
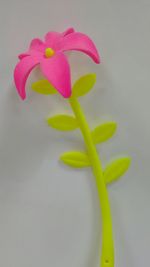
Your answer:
(45, 48), (55, 58)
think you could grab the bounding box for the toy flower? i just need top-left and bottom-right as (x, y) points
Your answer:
(14, 27), (100, 100)
(13, 28), (131, 267)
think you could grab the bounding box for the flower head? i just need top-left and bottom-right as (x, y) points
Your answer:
(14, 27), (100, 99)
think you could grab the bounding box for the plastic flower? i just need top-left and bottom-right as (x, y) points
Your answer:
(14, 27), (100, 100)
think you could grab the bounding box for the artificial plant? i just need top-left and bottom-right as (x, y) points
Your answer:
(14, 27), (131, 267)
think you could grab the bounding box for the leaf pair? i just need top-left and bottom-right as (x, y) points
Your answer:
(60, 151), (131, 184)
(32, 74), (96, 98)
(47, 114), (117, 144)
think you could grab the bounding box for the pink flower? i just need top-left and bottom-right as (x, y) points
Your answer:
(14, 27), (100, 99)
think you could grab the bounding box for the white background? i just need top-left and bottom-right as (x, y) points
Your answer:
(0, 0), (150, 266)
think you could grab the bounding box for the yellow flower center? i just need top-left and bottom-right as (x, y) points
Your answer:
(45, 47), (55, 58)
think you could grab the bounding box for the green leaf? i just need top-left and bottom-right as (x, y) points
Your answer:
(47, 114), (79, 131)
(92, 121), (117, 144)
(60, 151), (91, 168)
(32, 80), (57, 95)
(72, 73), (96, 97)
(104, 157), (131, 184)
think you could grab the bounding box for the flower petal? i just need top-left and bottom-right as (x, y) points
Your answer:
(18, 53), (30, 60)
(29, 38), (45, 52)
(14, 56), (39, 100)
(45, 32), (62, 49)
(62, 28), (75, 36)
(18, 39), (45, 60)
(40, 52), (71, 98)
(60, 32), (100, 63)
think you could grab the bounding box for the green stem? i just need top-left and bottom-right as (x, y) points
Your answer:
(69, 96), (114, 267)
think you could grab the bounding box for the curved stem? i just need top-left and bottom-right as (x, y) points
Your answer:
(69, 96), (114, 267)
